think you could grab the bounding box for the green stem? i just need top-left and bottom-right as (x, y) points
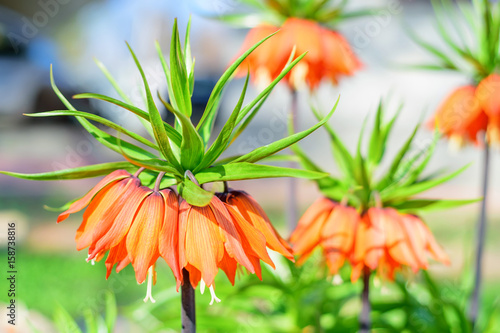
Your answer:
(287, 88), (299, 231)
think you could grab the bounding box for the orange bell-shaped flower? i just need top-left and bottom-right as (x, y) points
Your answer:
(235, 17), (362, 90)
(476, 73), (500, 145)
(432, 86), (488, 147)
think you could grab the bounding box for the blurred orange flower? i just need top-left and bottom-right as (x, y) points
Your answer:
(351, 208), (449, 282)
(290, 201), (449, 281)
(476, 73), (500, 145)
(431, 86), (488, 147)
(290, 198), (359, 275)
(235, 17), (362, 90)
(431, 75), (500, 146)
(178, 191), (294, 304)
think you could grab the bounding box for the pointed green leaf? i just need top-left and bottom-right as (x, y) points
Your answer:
(159, 95), (204, 170)
(94, 58), (155, 138)
(229, 89), (270, 144)
(178, 178), (214, 207)
(400, 131), (439, 186)
(197, 30), (279, 137)
(127, 43), (181, 169)
(376, 122), (419, 190)
(391, 198), (481, 213)
(354, 117), (370, 191)
(311, 106), (355, 181)
(196, 74), (249, 171)
(53, 305), (82, 333)
(381, 164), (469, 202)
(117, 137), (182, 177)
(367, 101), (383, 168)
(235, 53), (307, 124)
(104, 291), (117, 333)
(25, 110), (158, 150)
(170, 19), (192, 116)
(233, 96), (339, 164)
(406, 26), (459, 70)
(0, 162), (136, 181)
(83, 309), (98, 333)
(50, 67), (156, 159)
(73, 93), (182, 146)
(44, 197), (80, 212)
(195, 162), (328, 184)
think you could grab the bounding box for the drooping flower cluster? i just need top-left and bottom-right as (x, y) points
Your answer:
(235, 17), (362, 90)
(289, 103), (473, 281)
(431, 74), (500, 147)
(290, 198), (449, 281)
(56, 170), (294, 304)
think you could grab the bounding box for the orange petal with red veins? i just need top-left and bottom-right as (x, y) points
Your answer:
(126, 192), (164, 284)
(227, 191), (294, 260)
(159, 189), (181, 283)
(58, 170), (130, 223)
(76, 180), (130, 251)
(177, 199), (191, 285)
(184, 205), (224, 287)
(321, 205), (359, 252)
(477, 74), (500, 118)
(421, 223), (450, 265)
(399, 214), (429, 268)
(185, 264), (202, 289)
(210, 197), (254, 272)
(291, 197), (336, 243)
(219, 250), (238, 285)
(433, 86), (488, 144)
(323, 249), (345, 275)
(382, 210), (419, 270)
(351, 262), (365, 283)
(105, 238), (129, 279)
(89, 184), (150, 259)
(354, 210), (385, 269)
(226, 204), (274, 269)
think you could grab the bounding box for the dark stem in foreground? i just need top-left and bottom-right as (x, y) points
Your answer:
(287, 89), (299, 231)
(181, 268), (196, 333)
(469, 143), (490, 329)
(360, 268), (371, 333)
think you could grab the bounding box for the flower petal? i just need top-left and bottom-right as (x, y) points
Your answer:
(210, 197), (254, 272)
(126, 192), (164, 284)
(159, 189), (181, 283)
(184, 204), (224, 287)
(57, 170), (130, 223)
(88, 184), (150, 259)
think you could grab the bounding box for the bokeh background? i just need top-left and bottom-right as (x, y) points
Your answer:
(0, 0), (499, 332)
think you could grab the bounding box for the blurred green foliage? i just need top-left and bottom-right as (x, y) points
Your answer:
(2, 249), (499, 332)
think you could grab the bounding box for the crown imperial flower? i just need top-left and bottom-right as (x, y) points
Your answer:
(0, 19), (335, 303)
(290, 103), (475, 281)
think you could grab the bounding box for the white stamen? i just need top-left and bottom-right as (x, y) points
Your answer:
(143, 267), (156, 303)
(208, 285), (221, 305)
(332, 274), (343, 286)
(86, 254), (95, 265)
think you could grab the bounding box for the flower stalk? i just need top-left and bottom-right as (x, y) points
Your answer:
(181, 268), (196, 333)
(469, 142), (490, 328)
(360, 267), (371, 333)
